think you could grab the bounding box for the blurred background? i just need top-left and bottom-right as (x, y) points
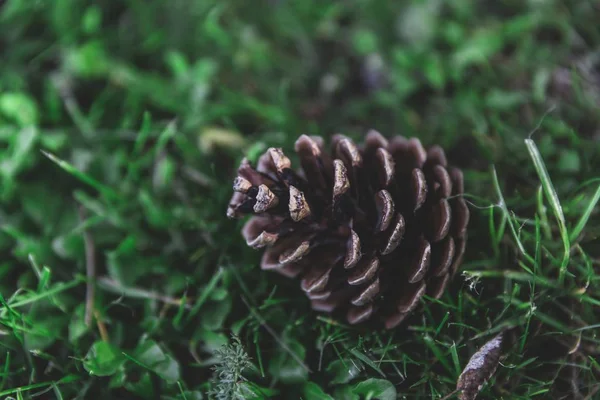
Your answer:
(1, 0), (600, 399)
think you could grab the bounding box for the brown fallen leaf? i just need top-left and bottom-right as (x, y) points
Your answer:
(457, 332), (504, 400)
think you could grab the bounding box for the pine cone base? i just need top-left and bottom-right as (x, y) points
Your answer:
(227, 131), (469, 329)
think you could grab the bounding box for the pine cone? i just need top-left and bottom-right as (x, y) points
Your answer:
(227, 131), (469, 329)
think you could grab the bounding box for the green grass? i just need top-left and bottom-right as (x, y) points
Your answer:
(1, 0), (600, 399)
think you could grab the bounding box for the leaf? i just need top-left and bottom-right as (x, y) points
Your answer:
(236, 382), (278, 399)
(24, 307), (66, 352)
(64, 41), (111, 77)
(194, 329), (229, 353)
(457, 333), (504, 400)
(333, 386), (360, 400)
(134, 339), (181, 383)
(352, 378), (396, 400)
(557, 149), (580, 173)
(175, 391), (204, 400)
(83, 341), (125, 377)
(485, 89), (528, 110)
(200, 296), (232, 331)
(352, 29), (378, 55)
(451, 27), (504, 74)
(124, 371), (154, 398)
(2, 127), (38, 183)
(326, 358), (362, 385)
(397, 1), (440, 46)
(0, 92), (39, 126)
(268, 339), (308, 384)
(303, 382), (334, 400)
(68, 304), (89, 344)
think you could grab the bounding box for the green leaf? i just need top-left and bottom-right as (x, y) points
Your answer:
(397, 1), (440, 46)
(557, 149), (580, 173)
(452, 27), (504, 73)
(138, 189), (170, 228)
(201, 296), (232, 331)
(134, 339), (181, 383)
(24, 306), (66, 352)
(333, 386), (360, 400)
(268, 339), (308, 384)
(68, 304), (89, 344)
(236, 382), (278, 399)
(83, 341), (125, 377)
(105, 235), (144, 286)
(0, 92), (39, 126)
(165, 51), (190, 78)
(352, 379), (396, 400)
(485, 89), (528, 110)
(172, 391), (204, 400)
(352, 29), (378, 55)
(327, 359), (362, 385)
(423, 53), (446, 89)
(124, 372), (154, 398)
(194, 329), (229, 354)
(2, 127), (38, 182)
(64, 41), (111, 77)
(51, 232), (84, 260)
(303, 382), (334, 400)
(82, 5), (102, 34)
(108, 368), (127, 389)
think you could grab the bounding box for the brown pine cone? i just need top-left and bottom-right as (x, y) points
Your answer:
(227, 131), (469, 329)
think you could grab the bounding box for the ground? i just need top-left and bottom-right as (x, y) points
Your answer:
(1, 0), (600, 399)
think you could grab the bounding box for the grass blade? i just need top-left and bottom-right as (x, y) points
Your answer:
(524, 138), (570, 283)
(569, 184), (600, 242)
(41, 151), (120, 200)
(491, 166), (534, 265)
(186, 267), (224, 322)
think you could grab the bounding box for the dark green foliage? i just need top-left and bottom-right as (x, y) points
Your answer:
(1, 0), (599, 398)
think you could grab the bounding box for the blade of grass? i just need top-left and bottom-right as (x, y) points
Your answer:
(569, 183), (600, 242)
(177, 382), (188, 400)
(186, 267), (224, 322)
(41, 151), (120, 200)
(0, 278), (84, 313)
(0, 352), (10, 392)
(241, 296), (311, 373)
(462, 270), (556, 288)
(348, 348), (386, 378)
(132, 111), (154, 156)
(253, 329), (265, 377)
(525, 138), (570, 283)
(423, 335), (454, 376)
(491, 166), (534, 265)
(52, 382), (65, 400)
(0, 375), (79, 397)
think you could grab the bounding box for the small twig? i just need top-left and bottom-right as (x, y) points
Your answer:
(97, 276), (192, 309)
(94, 310), (109, 342)
(78, 206), (96, 327)
(241, 296), (311, 373)
(439, 389), (459, 400)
